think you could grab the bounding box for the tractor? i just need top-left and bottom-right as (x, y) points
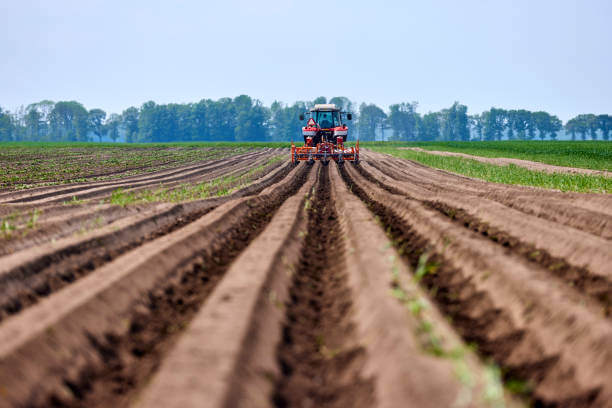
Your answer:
(291, 104), (359, 165)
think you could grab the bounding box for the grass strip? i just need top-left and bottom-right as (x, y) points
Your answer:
(367, 146), (611, 194)
(362, 141), (612, 171)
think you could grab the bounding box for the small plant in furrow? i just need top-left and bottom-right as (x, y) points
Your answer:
(25, 208), (41, 230)
(1, 218), (16, 239)
(63, 195), (85, 205)
(388, 255), (508, 407)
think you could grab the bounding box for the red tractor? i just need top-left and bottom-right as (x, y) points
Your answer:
(291, 104), (359, 165)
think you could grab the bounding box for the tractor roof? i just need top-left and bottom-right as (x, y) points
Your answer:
(310, 104), (339, 112)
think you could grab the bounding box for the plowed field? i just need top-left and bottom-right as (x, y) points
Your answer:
(0, 147), (610, 408)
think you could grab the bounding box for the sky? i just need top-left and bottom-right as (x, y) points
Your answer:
(0, 0), (611, 121)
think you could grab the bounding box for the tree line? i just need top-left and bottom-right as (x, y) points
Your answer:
(0, 96), (610, 142)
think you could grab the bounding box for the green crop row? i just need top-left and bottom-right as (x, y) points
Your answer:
(0, 143), (279, 189)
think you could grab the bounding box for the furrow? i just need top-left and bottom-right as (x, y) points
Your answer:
(0, 149), (269, 202)
(341, 163), (612, 408)
(0, 152), (235, 202)
(4, 150), (275, 204)
(356, 162), (612, 314)
(272, 165), (375, 408)
(0, 161), (310, 408)
(134, 163), (318, 408)
(137, 163), (520, 408)
(364, 150), (612, 238)
(0, 153), (286, 256)
(361, 158), (612, 291)
(0, 160), (295, 321)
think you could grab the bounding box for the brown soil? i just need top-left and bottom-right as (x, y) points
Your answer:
(353, 162), (611, 315)
(341, 162), (612, 407)
(0, 149), (277, 204)
(0, 150), (610, 408)
(61, 164), (311, 408)
(273, 165), (375, 408)
(0, 153), (287, 258)
(0, 160), (295, 322)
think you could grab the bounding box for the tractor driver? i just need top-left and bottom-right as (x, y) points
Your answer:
(319, 112), (332, 129)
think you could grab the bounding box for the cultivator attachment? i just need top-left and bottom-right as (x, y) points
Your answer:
(291, 139), (359, 165)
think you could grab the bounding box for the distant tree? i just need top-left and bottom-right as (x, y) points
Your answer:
(136, 101), (156, 142)
(88, 108), (107, 142)
(508, 110), (531, 140)
(469, 114), (483, 140)
(49, 101), (89, 141)
(503, 110), (513, 140)
(121, 107), (139, 143)
(189, 100), (208, 141)
(585, 114), (599, 140)
(420, 112), (441, 141)
(565, 118), (578, 140)
(439, 103), (467, 141)
(270, 101), (308, 141)
(105, 113), (121, 142)
(450, 102), (469, 141)
(358, 103), (386, 141)
(0, 108), (14, 141)
(482, 108), (506, 140)
(548, 115), (562, 140)
(567, 114), (595, 140)
(532, 111), (551, 140)
(233, 95), (269, 141)
(598, 114), (612, 141)
(23, 100), (54, 141)
(24, 108), (42, 141)
(312, 96), (327, 105)
(388, 102), (419, 140)
(328, 96), (354, 113)
(526, 113), (536, 140)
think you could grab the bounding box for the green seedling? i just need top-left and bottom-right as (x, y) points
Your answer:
(414, 252), (439, 282)
(1, 219), (16, 238)
(26, 209), (41, 230)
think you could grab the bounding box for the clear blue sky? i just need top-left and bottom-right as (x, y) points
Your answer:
(1, 0), (610, 121)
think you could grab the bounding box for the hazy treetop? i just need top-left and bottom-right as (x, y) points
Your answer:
(1, 0), (610, 121)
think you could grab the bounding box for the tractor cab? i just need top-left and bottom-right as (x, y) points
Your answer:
(313, 109), (341, 129)
(292, 103), (358, 165)
(299, 104), (352, 145)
